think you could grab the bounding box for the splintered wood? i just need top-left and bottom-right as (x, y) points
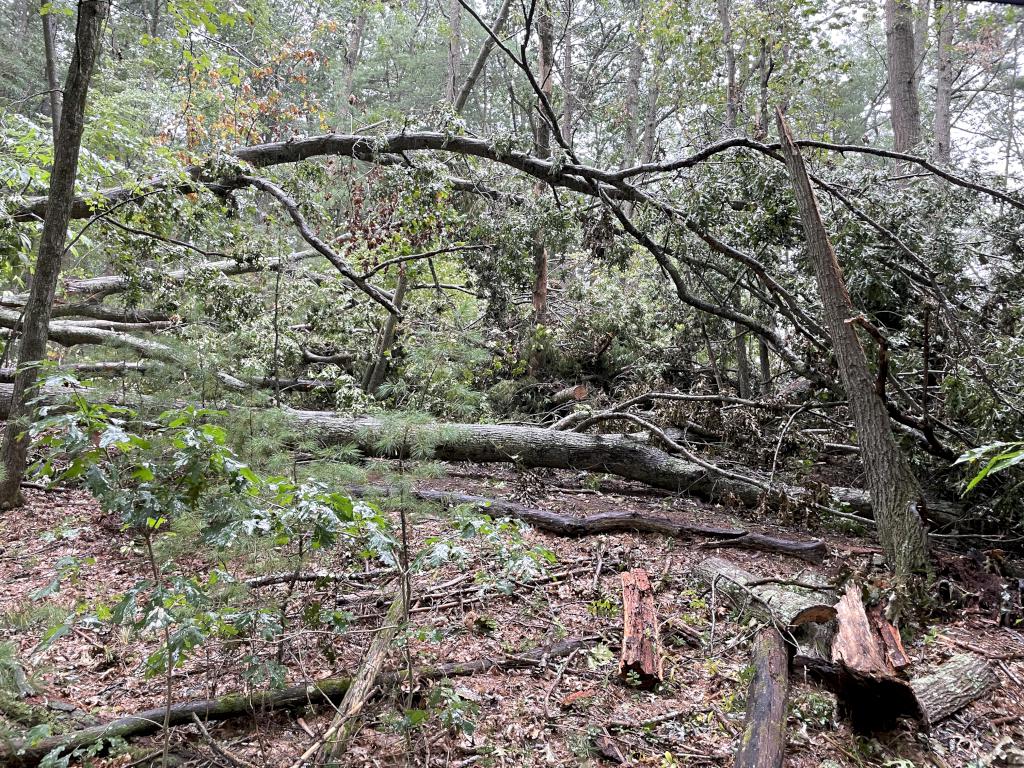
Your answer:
(619, 568), (663, 688)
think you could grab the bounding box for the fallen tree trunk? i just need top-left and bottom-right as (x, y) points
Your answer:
(350, 485), (828, 563)
(0, 386), (962, 525)
(695, 556), (837, 628)
(619, 569), (663, 688)
(735, 627), (789, 768)
(0, 636), (601, 767)
(909, 653), (998, 729)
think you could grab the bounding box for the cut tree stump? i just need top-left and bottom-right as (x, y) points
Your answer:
(695, 556), (836, 628)
(352, 486), (828, 563)
(910, 653), (998, 729)
(619, 569), (663, 688)
(735, 627), (789, 768)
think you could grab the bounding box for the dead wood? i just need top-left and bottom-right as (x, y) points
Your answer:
(831, 583), (893, 679)
(619, 569), (663, 688)
(909, 653), (998, 729)
(351, 485), (828, 563)
(695, 556), (836, 628)
(549, 383), (589, 406)
(735, 627), (789, 768)
(0, 636), (601, 768)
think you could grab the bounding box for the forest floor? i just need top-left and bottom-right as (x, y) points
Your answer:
(1, 466), (1022, 768)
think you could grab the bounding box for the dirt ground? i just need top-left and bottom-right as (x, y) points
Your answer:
(1, 466), (1022, 767)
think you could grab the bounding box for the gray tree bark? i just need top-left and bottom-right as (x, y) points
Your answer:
(453, 0), (511, 113)
(775, 109), (931, 593)
(446, 0), (463, 104)
(0, 0), (108, 509)
(885, 0), (923, 152)
(933, 1), (954, 163)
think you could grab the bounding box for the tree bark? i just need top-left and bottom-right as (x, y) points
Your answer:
(619, 569), (663, 687)
(341, 13), (367, 110)
(695, 556), (836, 628)
(0, 0), (108, 509)
(41, 0), (61, 144)
(909, 653), (997, 729)
(364, 267), (409, 395)
(734, 627), (788, 768)
(531, 0), (554, 328)
(453, 0), (511, 113)
(775, 109), (931, 593)
(350, 485), (829, 562)
(933, 0), (954, 164)
(562, 0), (574, 144)
(446, 0), (463, 105)
(622, 40), (643, 168)
(718, 0), (738, 133)
(885, 0), (923, 152)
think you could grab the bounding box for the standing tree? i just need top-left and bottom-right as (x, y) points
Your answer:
(0, 0), (108, 509)
(775, 108), (932, 600)
(885, 0), (923, 151)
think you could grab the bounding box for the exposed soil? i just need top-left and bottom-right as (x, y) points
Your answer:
(1, 466), (1021, 767)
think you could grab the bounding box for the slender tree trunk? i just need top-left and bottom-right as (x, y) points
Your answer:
(775, 109), (931, 595)
(150, 0), (159, 36)
(885, 0), (923, 152)
(364, 268), (409, 395)
(342, 13), (367, 110)
(531, 0), (554, 326)
(622, 40), (642, 167)
(718, 0), (738, 133)
(933, 0), (954, 164)
(641, 45), (663, 163)
(453, 0), (511, 113)
(41, 0), (61, 144)
(735, 329), (751, 399)
(758, 337), (772, 395)
(446, 0), (462, 104)
(0, 0), (108, 509)
(562, 0), (574, 144)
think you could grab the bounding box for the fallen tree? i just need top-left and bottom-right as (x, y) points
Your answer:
(0, 635), (602, 768)
(351, 485), (828, 563)
(735, 627), (789, 768)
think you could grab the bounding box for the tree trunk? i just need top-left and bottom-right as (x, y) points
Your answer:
(531, 0), (554, 327)
(695, 556), (836, 629)
(561, 0), (574, 144)
(775, 110), (931, 593)
(758, 337), (772, 394)
(735, 326), (751, 399)
(342, 13), (367, 109)
(909, 654), (997, 729)
(622, 40), (643, 167)
(718, 0), (738, 133)
(453, 0), (511, 113)
(933, 1), (953, 163)
(640, 46), (662, 163)
(734, 627), (788, 768)
(364, 267), (409, 395)
(619, 569), (663, 688)
(446, 0), (462, 105)
(41, 0), (61, 144)
(0, 0), (108, 510)
(884, 0), (922, 152)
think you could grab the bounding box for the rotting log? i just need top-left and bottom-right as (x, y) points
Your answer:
(0, 636), (601, 768)
(831, 583), (893, 679)
(619, 569), (663, 688)
(351, 485), (828, 563)
(909, 653), (997, 729)
(695, 556), (837, 628)
(735, 627), (789, 768)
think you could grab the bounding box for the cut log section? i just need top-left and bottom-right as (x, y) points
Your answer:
(548, 384), (589, 406)
(352, 485), (828, 563)
(619, 569), (663, 688)
(695, 556), (836, 628)
(735, 627), (789, 768)
(910, 653), (998, 729)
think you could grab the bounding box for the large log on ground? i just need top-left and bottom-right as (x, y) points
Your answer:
(0, 386), (965, 524)
(735, 627), (789, 768)
(353, 485), (828, 563)
(695, 556), (837, 628)
(619, 569), (663, 688)
(0, 636), (600, 768)
(909, 653), (998, 729)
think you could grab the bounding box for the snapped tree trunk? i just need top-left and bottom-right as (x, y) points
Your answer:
(453, 0), (511, 113)
(0, 0), (108, 509)
(884, 0), (922, 152)
(775, 109), (931, 592)
(364, 267), (409, 395)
